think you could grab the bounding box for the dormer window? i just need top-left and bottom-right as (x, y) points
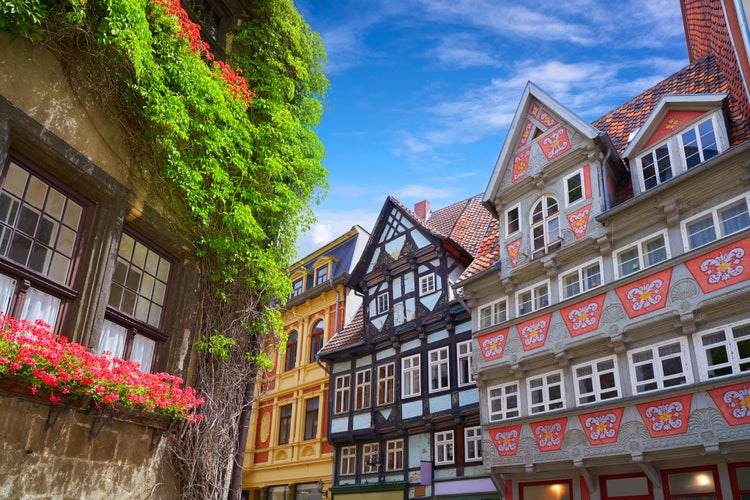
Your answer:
(292, 277), (303, 297)
(315, 265), (329, 285)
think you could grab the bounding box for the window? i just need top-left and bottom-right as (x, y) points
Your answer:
(601, 474), (651, 499)
(478, 298), (507, 329)
(334, 374), (350, 414)
(377, 363), (395, 405)
(682, 195), (750, 250)
(564, 170), (586, 206)
(521, 481), (571, 500)
(517, 281), (549, 316)
(488, 382), (520, 421)
(729, 463), (750, 500)
(0, 157), (87, 331)
(528, 371), (565, 414)
(429, 346), (449, 392)
(457, 340), (474, 386)
(419, 273), (436, 295)
(615, 231), (669, 278)
(99, 232), (173, 373)
(362, 443), (380, 474)
(354, 369), (371, 410)
(401, 354), (421, 398)
(376, 292), (389, 315)
(315, 265), (329, 285)
(695, 321), (750, 379)
(638, 143), (673, 190)
(630, 339), (692, 394)
(505, 205), (520, 237)
(681, 117), (720, 169)
(284, 331), (298, 371)
(664, 466), (721, 499)
(278, 404), (292, 445)
(560, 259), (602, 299)
(309, 320), (324, 363)
(304, 397), (319, 440)
(385, 439), (403, 471)
(573, 356), (620, 405)
(530, 196), (560, 258)
(292, 277), (303, 297)
(464, 426), (482, 462)
(434, 430), (454, 465)
(339, 446), (356, 476)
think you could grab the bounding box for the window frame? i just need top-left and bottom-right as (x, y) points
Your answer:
(334, 374), (350, 414)
(284, 330), (298, 371)
(464, 426), (482, 463)
(292, 277), (304, 297)
(429, 346), (450, 392)
(530, 195), (561, 259)
(614, 230), (670, 279)
(457, 340), (474, 387)
(376, 292), (389, 315)
(377, 363), (395, 406)
(434, 430), (454, 466)
(303, 397), (319, 440)
(527, 370), (565, 415)
(309, 319), (325, 363)
(278, 403), (292, 445)
(559, 258), (603, 299)
(694, 320), (750, 380)
(563, 169), (586, 207)
(315, 265), (329, 286)
(629, 338), (692, 394)
(401, 353), (421, 398)
(339, 446), (356, 476)
(385, 439), (404, 471)
(478, 297), (507, 330)
(354, 368), (371, 411)
(487, 381), (520, 422)
(516, 280), (550, 316)
(681, 193), (750, 250)
(505, 204), (521, 238)
(419, 272), (436, 295)
(362, 443), (380, 474)
(573, 355), (621, 406)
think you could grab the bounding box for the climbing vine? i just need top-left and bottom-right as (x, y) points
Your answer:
(1, 0), (328, 497)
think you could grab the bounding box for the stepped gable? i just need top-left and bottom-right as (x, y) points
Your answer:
(593, 54), (726, 155)
(317, 306), (364, 356)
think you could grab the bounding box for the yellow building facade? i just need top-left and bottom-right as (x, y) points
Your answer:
(243, 227), (368, 500)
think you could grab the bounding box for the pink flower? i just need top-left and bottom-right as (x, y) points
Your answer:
(49, 394), (61, 403)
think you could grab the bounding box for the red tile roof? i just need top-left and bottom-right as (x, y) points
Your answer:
(457, 216), (499, 283)
(317, 306), (364, 357)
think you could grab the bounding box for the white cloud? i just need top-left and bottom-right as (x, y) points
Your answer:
(296, 207), (379, 258)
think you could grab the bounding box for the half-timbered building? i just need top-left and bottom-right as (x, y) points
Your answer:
(457, 1), (750, 499)
(318, 195), (496, 500)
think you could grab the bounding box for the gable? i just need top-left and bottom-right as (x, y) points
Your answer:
(366, 207), (431, 273)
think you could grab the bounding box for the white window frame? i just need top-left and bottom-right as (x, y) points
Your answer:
(377, 363), (395, 405)
(354, 369), (371, 411)
(478, 297), (507, 330)
(629, 338), (693, 394)
(385, 439), (403, 471)
(334, 374), (350, 414)
(401, 354), (421, 398)
(457, 340), (474, 387)
(694, 320), (750, 380)
(516, 280), (550, 316)
(530, 196), (561, 259)
(464, 426), (482, 463)
(505, 204), (521, 237)
(563, 169), (586, 207)
(487, 381), (520, 422)
(681, 193), (750, 250)
(527, 370), (565, 414)
(429, 346), (450, 392)
(434, 430), (454, 465)
(573, 355), (621, 405)
(376, 292), (390, 315)
(636, 141), (675, 191)
(559, 258), (603, 299)
(419, 273), (436, 295)
(362, 443), (380, 474)
(340, 446), (356, 476)
(614, 230), (670, 279)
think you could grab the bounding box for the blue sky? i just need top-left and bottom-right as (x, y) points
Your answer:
(293, 0), (689, 257)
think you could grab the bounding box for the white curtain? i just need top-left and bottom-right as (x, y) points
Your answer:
(20, 287), (60, 330)
(130, 334), (155, 373)
(0, 273), (17, 315)
(97, 319), (127, 358)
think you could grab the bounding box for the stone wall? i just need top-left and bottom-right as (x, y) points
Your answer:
(0, 387), (178, 499)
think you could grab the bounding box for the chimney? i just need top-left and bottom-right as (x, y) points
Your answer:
(414, 200), (430, 220)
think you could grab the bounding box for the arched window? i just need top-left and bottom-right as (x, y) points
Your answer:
(530, 196), (560, 259)
(310, 320), (324, 363)
(285, 331), (298, 371)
